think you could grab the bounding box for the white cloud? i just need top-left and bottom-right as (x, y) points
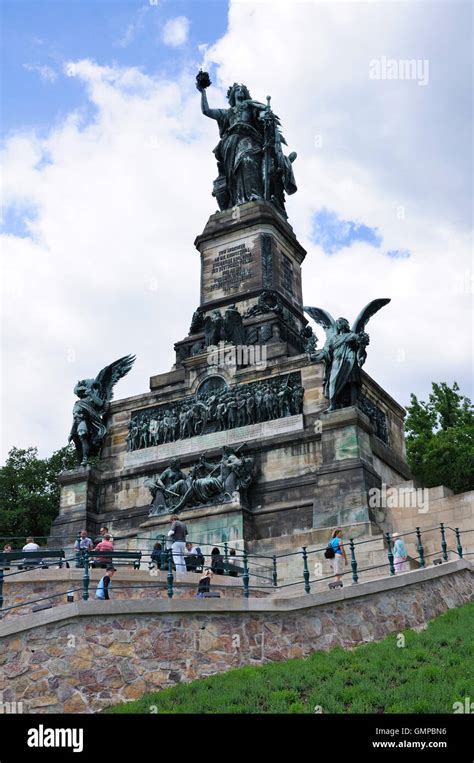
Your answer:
(116, 4), (151, 49)
(162, 16), (190, 47)
(1, 60), (215, 459)
(1, 1), (472, 462)
(23, 63), (58, 82)
(203, 0), (472, 399)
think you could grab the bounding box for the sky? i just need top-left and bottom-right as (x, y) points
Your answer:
(1, 0), (472, 462)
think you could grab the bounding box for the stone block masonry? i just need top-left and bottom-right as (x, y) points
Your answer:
(0, 568), (270, 621)
(0, 560), (471, 713)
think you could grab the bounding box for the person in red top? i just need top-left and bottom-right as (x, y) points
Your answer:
(93, 534), (114, 568)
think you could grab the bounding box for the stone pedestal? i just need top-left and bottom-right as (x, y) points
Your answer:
(195, 200), (306, 311)
(134, 494), (249, 552)
(49, 467), (101, 546)
(175, 200), (309, 364)
(312, 406), (382, 531)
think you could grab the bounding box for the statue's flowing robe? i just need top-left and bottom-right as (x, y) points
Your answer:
(326, 332), (360, 401)
(213, 101), (265, 205)
(72, 399), (107, 446)
(192, 475), (224, 503)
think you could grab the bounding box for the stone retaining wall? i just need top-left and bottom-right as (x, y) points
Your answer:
(1, 568), (268, 620)
(0, 560), (471, 713)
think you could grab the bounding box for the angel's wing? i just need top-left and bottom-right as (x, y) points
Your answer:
(303, 306), (337, 338)
(351, 299), (391, 334)
(94, 354), (136, 404)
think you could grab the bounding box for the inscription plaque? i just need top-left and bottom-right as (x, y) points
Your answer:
(210, 243), (253, 292)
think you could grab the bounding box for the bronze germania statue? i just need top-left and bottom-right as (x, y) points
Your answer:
(196, 70), (297, 215)
(304, 301), (390, 411)
(69, 355), (135, 466)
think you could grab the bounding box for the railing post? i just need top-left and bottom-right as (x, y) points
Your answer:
(415, 527), (425, 568)
(440, 522), (448, 562)
(242, 550), (250, 598)
(223, 541), (230, 576)
(75, 532), (82, 569)
(82, 550), (90, 601)
(349, 538), (359, 584)
(272, 554), (278, 587)
(302, 547), (311, 594)
(0, 567), (3, 610)
(159, 535), (166, 570)
(455, 527), (463, 558)
(385, 532), (395, 576)
(167, 550), (174, 598)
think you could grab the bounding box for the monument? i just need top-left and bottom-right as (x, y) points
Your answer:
(51, 73), (411, 556)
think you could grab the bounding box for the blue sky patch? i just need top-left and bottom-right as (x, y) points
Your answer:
(311, 208), (383, 255)
(1, 204), (37, 238)
(1, 0), (228, 136)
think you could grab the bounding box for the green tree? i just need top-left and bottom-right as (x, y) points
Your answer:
(405, 382), (474, 494)
(0, 445), (76, 543)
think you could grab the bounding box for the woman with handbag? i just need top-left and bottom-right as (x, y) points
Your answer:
(326, 528), (348, 586)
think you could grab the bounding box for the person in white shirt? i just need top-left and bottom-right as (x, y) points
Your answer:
(22, 537), (39, 552)
(22, 536), (41, 568)
(75, 529), (94, 552)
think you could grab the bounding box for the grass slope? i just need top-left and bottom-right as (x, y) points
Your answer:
(107, 601), (474, 714)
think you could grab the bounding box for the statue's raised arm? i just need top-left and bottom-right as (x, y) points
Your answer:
(196, 70), (224, 121)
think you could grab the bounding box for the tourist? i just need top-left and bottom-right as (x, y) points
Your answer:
(393, 533), (408, 573)
(196, 568), (214, 598)
(168, 516), (188, 573)
(185, 541), (204, 572)
(74, 529), (93, 552)
(165, 531), (174, 567)
(93, 534), (114, 568)
(211, 546), (224, 575)
(2, 544), (12, 570)
(228, 547), (239, 577)
(22, 536), (39, 552)
(150, 542), (163, 569)
(21, 536), (41, 568)
(95, 566), (117, 600)
(185, 541), (197, 571)
(94, 526), (113, 545)
(329, 529), (347, 585)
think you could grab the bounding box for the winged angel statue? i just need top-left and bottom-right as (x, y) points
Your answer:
(69, 355), (136, 466)
(304, 300), (390, 411)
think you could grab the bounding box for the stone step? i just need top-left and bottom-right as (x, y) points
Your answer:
(249, 537), (391, 588)
(247, 521), (383, 556)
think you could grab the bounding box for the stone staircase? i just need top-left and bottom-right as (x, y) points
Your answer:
(246, 523), (388, 594)
(244, 478), (473, 596)
(245, 522), (458, 596)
